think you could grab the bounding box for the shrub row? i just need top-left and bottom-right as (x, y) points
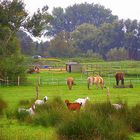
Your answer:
(4, 97), (140, 140)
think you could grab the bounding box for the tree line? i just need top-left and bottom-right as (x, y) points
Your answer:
(16, 2), (140, 60)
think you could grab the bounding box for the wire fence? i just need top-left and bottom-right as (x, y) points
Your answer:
(41, 77), (140, 86)
(1, 74), (139, 87)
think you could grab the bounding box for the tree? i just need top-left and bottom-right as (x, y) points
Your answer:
(50, 3), (118, 35)
(47, 31), (76, 57)
(25, 6), (53, 37)
(17, 30), (36, 55)
(0, 0), (53, 83)
(106, 47), (128, 61)
(71, 23), (100, 54)
(123, 19), (140, 60)
(0, 0), (53, 46)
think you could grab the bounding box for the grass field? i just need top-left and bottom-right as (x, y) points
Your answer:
(0, 61), (140, 140)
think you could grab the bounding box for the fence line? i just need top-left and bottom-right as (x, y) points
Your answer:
(0, 75), (140, 86)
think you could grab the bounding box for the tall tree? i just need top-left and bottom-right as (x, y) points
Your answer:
(123, 19), (140, 60)
(50, 3), (118, 35)
(71, 23), (99, 53)
(0, 0), (53, 83)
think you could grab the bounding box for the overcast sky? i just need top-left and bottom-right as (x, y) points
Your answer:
(23, 0), (140, 21)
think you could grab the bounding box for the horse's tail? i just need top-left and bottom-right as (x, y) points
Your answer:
(98, 76), (106, 89)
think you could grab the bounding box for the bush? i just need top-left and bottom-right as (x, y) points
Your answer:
(106, 47), (128, 61)
(15, 99), (36, 123)
(33, 96), (68, 127)
(16, 110), (31, 122)
(13, 98), (133, 140)
(0, 56), (27, 85)
(57, 111), (99, 140)
(127, 104), (140, 132)
(57, 102), (130, 140)
(18, 99), (30, 106)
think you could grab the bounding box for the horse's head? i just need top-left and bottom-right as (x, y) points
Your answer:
(65, 100), (70, 104)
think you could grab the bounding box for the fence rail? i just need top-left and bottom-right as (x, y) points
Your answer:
(1, 76), (139, 86)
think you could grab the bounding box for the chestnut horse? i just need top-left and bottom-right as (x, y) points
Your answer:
(87, 75), (104, 90)
(115, 72), (124, 86)
(67, 77), (74, 90)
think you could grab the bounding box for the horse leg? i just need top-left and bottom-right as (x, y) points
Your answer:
(69, 83), (72, 90)
(87, 79), (92, 90)
(100, 83), (104, 89)
(116, 80), (119, 86)
(68, 85), (71, 90)
(87, 82), (90, 90)
(96, 83), (99, 89)
(121, 79), (124, 85)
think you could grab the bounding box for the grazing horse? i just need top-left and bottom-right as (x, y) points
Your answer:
(67, 77), (74, 90)
(115, 72), (124, 86)
(87, 75), (104, 90)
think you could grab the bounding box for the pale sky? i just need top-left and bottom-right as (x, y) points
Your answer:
(23, 0), (140, 21)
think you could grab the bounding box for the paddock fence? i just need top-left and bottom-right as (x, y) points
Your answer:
(1, 62), (140, 86)
(0, 74), (140, 87)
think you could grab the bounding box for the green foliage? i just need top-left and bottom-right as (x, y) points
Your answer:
(0, 25), (11, 47)
(48, 32), (76, 57)
(71, 23), (99, 53)
(0, 0), (28, 32)
(127, 104), (140, 132)
(0, 56), (27, 85)
(107, 47), (128, 61)
(25, 6), (53, 37)
(51, 3), (117, 34)
(33, 97), (67, 127)
(57, 102), (130, 140)
(18, 99), (30, 106)
(16, 109), (31, 122)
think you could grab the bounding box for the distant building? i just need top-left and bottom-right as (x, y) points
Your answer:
(32, 55), (42, 59)
(66, 62), (82, 73)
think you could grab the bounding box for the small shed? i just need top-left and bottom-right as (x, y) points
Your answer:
(66, 62), (82, 73)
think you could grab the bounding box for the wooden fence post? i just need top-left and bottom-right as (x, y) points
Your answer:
(6, 77), (9, 86)
(38, 76), (41, 85)
(36, 84), (39, 100)
(18, 76), (20, 86)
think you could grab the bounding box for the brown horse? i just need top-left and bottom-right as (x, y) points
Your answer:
(87, 75), (104, 90)
(67, 77), (74, 90)
(115, 72), (124, 86)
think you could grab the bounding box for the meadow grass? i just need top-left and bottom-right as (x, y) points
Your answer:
(0, 61), (140, 140)
(0, 84), (140, 139)
(0, 118), (57, 140)
(0, 83), (140, 110)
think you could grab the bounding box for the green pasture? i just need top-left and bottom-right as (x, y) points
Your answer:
(0, 61), (140, 140)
